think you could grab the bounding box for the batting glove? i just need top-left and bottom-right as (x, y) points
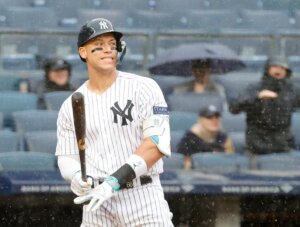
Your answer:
(70, 171), (93, 196)
(73, 176), (120, 212)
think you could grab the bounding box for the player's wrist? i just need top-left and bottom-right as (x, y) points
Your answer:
(104, 176), (121, 192)
(126, 154), (147, 178)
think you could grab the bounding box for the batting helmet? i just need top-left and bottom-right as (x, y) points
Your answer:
(77, 18), (123, 50)
(264, 56), (292, 77)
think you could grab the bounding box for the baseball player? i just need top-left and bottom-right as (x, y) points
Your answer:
(56, 18), (173, 226)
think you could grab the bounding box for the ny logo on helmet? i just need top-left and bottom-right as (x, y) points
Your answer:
(99, 21), (109, 30)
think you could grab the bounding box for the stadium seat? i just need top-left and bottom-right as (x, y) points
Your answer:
(152, 0), (205, 12)
(0, 130), (21, 152)
(292, 112), (300, 150)
(171, 130), (185, 153)
(0, 151), (56, 171)
(65, 54), (87, 71)
(207, 0), (262, 10)
(12, 110), (58, 133)
(24, 130), (57, 153)
(167, 93), (224, 113)
(240, 10), (292, 32)
(228, 131), (246, 154)
(222, 111), (246, 133)
(77, 9), (131, 29)
(0, 91), (38, 127)
(257, 152), (300, 171)
(192, 152), (249, 172)
(151, 75), (193, 97)
(92, 0), (153, 11)
(163, 152), (185, 170)
(2, 54), (37, 70)
(0, 76), (20, 91)
(6, 7), (57, 29)
(44, 91), (72, 111)
(169, 111), (197, 131)
(0, 112), (3, 129)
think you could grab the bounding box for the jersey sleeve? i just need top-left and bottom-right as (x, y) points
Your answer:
(138, 77), (168, 120)
(55, 98), (79, 156)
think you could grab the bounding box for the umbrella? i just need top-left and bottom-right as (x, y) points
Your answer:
(149, 42), (245, 76)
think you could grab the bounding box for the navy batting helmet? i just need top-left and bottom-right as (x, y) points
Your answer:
(77, 18), (123, 62)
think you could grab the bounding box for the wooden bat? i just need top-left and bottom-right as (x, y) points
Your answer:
(72, 92), (87, 182)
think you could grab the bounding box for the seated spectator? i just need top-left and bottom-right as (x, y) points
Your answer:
(229, 56), (300, 157)
(36, 57), (74, 108)
(173, 59), (226, 98)
(177, 105), (234, 169)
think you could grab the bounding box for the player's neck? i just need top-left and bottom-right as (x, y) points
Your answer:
(87, 68), (118, 94)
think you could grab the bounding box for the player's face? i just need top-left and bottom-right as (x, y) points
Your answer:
(79, 33), (118, 71)
(267, 65), (287, 79)
(199, 114), (221, 133)
(48, 69), (70, 86)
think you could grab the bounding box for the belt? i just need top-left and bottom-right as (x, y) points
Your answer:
(96, 175), (153, 189)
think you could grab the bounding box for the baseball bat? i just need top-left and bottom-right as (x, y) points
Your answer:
(72, 92), (87, 182)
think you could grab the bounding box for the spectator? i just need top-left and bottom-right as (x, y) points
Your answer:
(229, 56), (300, 157)
(177, 104), (234, 169)
(36, 57), (74, 108)
(174, 59), (226, 98)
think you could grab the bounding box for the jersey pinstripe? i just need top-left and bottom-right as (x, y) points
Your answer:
(55, 71), (168, 179)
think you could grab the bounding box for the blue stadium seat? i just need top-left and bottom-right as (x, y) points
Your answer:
(0, 76), (20, 91)
(0, 130), (21, 152)
(169, 111), (197, 131)
(6, 7), (57, 29)
(228, 131), (246, 154)
(0, 151), (56, 171)
(152, 0), (206, 12)
(192, 152), (249, 172)
(207, 0), (262, 10)
(171, 130), (185, 153)
(163, 152), (185, 170)
(257, 152), (300, 171)
(44, 91), (72, 111)
(2, 54), (37, 70)
(65, 55), (86, 71)
(292, 112), (300, 150)
(0, 92), (38, 127)
(167, 93), (224, 113)
(24, 130), (57, 154)
(0, 112), (3, 129)
(222, 111), (246, 133)
(12, 110), (58, 133)
(152, 75), (193, 97)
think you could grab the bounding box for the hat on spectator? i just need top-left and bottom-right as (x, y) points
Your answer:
(44, 57), (71, 72)
(199, 105), (221, 118)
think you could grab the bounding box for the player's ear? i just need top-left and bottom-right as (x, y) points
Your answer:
(79, 47), (87, 61)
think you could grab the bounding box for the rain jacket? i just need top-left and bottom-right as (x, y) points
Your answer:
(229, 74), (300, 154)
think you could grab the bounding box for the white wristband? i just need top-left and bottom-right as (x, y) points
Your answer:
(126, 154), (147, 178)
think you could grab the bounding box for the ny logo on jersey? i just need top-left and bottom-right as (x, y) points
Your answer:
(99, 21), (109, 30)
(111, 100), (134, 126)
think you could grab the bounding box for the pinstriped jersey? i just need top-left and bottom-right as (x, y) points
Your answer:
(55, 71), (169, 179)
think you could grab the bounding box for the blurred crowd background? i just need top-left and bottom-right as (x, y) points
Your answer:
(1, 0), (300, 226)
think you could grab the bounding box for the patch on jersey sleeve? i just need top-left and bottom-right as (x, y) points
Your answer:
(153, 106), (169, 115)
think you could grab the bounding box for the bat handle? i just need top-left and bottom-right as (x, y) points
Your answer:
(79, 150), (87, 182)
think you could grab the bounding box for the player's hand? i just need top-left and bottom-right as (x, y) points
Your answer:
(71, 171), (93, 196)
(74, 181), (114, 212)
(258, 89), (278, 99)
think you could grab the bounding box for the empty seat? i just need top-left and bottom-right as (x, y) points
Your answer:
(192, 152), (249, 172)
(153, 0), (206, 12)
(0, 92), (38, 127)
(6, 7), (57, 29)
(0, 151), (56, 171)
(0, 76), (20, 91)
(77, 9), (131, 29)
(152, 75), (193, 97)
(228, 131), (246, 154)
(257, 152), (300, 171)
(65, 55), (86, 71)
(44, 91), (72, 111)
(169, 111), (197, 131)
(171, 130), (185, 153)
(0, 130), (20, 152)
(24, 130), (57, 153)
(12, 110), (58, 133)
(240, 10), (291, 32)
(207, 0), (262, 10)
(222, 111), (246, 133)
(292, 112), (300, 150)
(167, 93), (224, 113)
(2, 54), (37, 70)
(0, 112), (3, 129)
(163, 152), (185, 170)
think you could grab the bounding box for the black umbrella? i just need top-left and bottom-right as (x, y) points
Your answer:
(149, 42), (245, 76)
